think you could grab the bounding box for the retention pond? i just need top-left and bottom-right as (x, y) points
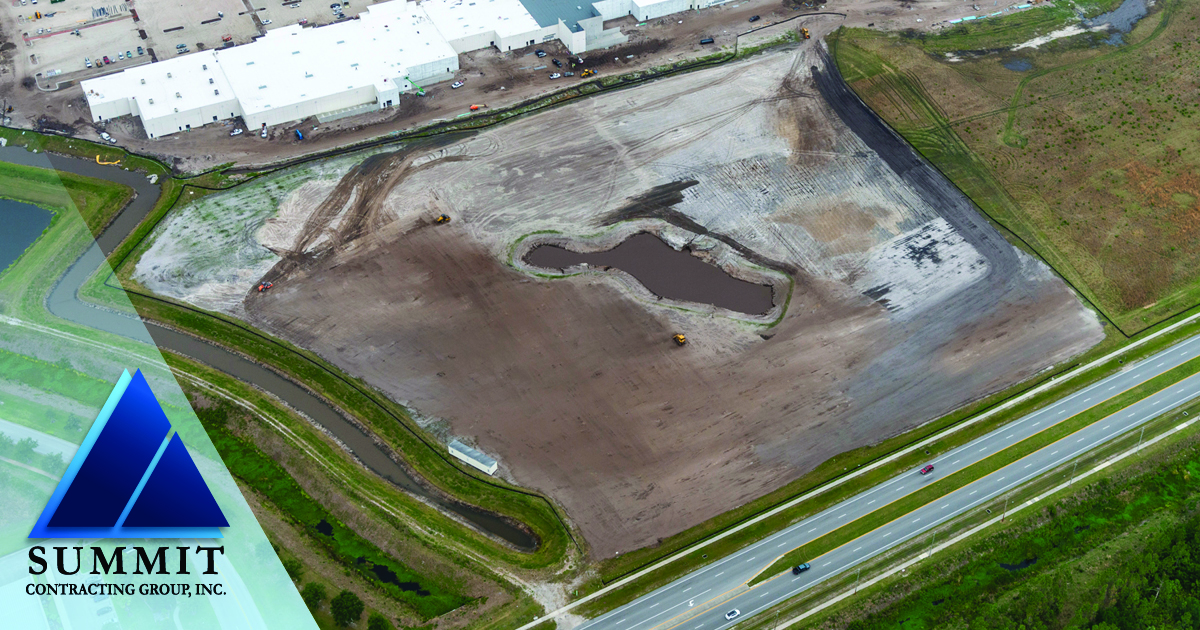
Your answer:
(524, 233), (775, 315)
(1, 199), (53, 275)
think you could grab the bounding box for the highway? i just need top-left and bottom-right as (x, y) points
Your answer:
(576, 332), (1200, 630)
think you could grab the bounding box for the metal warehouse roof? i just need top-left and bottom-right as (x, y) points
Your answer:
(516, 0), (597, 31)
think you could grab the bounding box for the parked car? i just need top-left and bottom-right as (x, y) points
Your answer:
(102, 56), (111, 63)
(84, 57), (92, 68)
(700, 37), (714, 45)
(176, 43), (186, 49)
(117, 52), (124, 59)
(262, 19), (272, 24)
(749, 15), (760, 22)
(725, 610), (741, 621)
(176, 48), (188, 54)
(451, 80), (464, 89)
(549, 72), (561, 79)
(792, 563), (811, 575)
(230, 128), (244, 136)
(222, 35), (233, 42)
(260, 128), (268, 138)
(137, 46), (144, 55)
(535, 49), (546, 57)
(563, 71), (574, 76)
(552, 58), (562, 67)
(37, 28), (43, 35)
(99, 132), (116, 144)
(330, 2), (339, 6)
(298, 18), (308, 24)
(919, 464), (935, 475)
(126, 50), (132, 58)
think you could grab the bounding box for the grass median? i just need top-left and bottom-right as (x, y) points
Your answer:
(749, 353), (1200, 585)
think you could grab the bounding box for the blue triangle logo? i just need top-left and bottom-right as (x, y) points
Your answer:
(29, 369), (228, 539)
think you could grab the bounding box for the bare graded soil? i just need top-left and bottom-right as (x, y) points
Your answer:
(140, 40), (1102, 557)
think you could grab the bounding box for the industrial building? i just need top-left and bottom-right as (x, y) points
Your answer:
(448, 440), (499, 475)
(83, 0), (719, 138)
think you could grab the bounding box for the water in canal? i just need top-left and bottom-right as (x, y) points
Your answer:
(0, 199), (53, 275)
(524, 232), (775, 315)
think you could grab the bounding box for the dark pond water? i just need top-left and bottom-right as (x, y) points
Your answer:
(1003, 58), (1033, 72)
(315, 519), (333, 536)
(525, 232), (775, 315)
(1083, 0), (1148, 45)
(0, 198), (53, 275)
(999, 557), (1038, 571)
(370, 563), (431, 596)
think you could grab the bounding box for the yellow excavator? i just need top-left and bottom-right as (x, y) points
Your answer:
(435, 214), (451, 224)
(801, 28), (811, 40)
(673, 334), (687, 346)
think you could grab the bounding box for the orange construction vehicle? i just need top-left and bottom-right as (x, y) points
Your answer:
(673, 334), (687, 346)
(256, 281), (274, 292)
(435, 214), (451, 224)
(801, 28), (810, 39)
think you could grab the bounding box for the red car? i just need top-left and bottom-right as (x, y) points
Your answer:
(256, 281), (274, 292)
(102, 56), (111, 64)
(222, 35), (233, 42)
(919, 464), (935, 475)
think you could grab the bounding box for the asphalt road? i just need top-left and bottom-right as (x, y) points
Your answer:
(579, 332), (1200, 630)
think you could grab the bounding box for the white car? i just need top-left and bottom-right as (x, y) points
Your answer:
(99, 132), (117, 144)
(230, 128), (244, 136)
(262, 19), (272, 25)
(118, 52), (124, 60)
(725, 610), (740, 621)
(451, 81), (464, 89)
(549, 73), (561, 80)
(260, 129), (268, 138)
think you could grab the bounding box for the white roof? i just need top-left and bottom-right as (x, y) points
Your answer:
(83, 51), (235, 120)
(419, 0), (542, 41)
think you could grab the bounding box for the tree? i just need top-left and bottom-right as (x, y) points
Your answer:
(367, 613), (393, 630)
(330, 590), (365, 627)
(281, 557), (303, 582)
(300, 582), (326, 611)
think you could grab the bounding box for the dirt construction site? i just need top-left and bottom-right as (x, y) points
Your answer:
(132, 33), (1104, 557)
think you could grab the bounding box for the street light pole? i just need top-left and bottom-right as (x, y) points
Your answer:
(854, 568), (861, 594)
(1138, 426), (1146, 453)
(1070, 461), (1078, 485)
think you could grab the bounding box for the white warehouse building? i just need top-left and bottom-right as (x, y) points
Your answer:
(84, 0), (721, 139)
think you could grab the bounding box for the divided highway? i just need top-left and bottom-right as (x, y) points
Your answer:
(577, 332), (1200, 630)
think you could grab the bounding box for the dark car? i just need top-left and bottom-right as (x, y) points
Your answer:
(920, 464), (935, 475)
(749, 15), (760, 22)
(535, 49), (546, 57)
(700, 37), (714, 45)
(792, 563), (811, 575)
(552, 58), (562, 67)
(330, 2), (339, 6)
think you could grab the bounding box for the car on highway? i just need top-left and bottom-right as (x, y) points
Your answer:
(725, 610), (741, 621)
(549, 73), (561, 79)
(451, 81), (464, 89)
(919, 464), (935, 475)
(230, 128), (243, 136)
(749, 15), (760, 22)
(792, 563), (811, 575)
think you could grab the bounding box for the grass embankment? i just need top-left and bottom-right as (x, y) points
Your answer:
(166, 351), (543, 630)
(751, 353), (1200, 584)
(831, 0), (1199, 335)
(188, 383), (470, 619)
(906, 1), (1076, 53)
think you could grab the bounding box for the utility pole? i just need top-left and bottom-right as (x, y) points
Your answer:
(854, 568), (861, 594)
(1070, 460), (1078, 485)
(1138, 426), (1146, 453)
(1002, 497), (1009, 521)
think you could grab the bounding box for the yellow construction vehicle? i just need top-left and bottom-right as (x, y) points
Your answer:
(801, 28), (811, 39)
(580, 68), (596, 78)
(435, 214), (451, 224)
(673, 334), (687, 346)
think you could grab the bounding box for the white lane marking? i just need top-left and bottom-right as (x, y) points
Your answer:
(883, 532), (892, 536)
(941, 504), (949, 509)
(807, 528), (816, 533)
(1025, 463), (1033, 468)
(979, 447), (987, 452)
(912, 518), (921, 523)
(747, 557), (756, 562)
(998, 477), (1005, 481)
(1005, 434), (1014, 440)
(1154, 400), (1161, 406)
(853, 547), (862, 552)
(1033, 422), (1040, 426)
(838, 514), (846, 519)
(867, 500), (876, 505)
(776, 542), (787, 548)
(650, 603), (658, 609)
(822, 562), (831, 567)
(969, 491), (978, 496)
(761, 593), (770, 599)
(1078, 437), (1086, 442)
(1084, 398), (1091, 402)
(1059, 410), (1066, 415)
(1157, 362), (1165, 367)
(1108, 385), (1116, 390)
(716, 572), (724, 577)
(1052, 450), (1059, 455)
(952, 460), (960, 465)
